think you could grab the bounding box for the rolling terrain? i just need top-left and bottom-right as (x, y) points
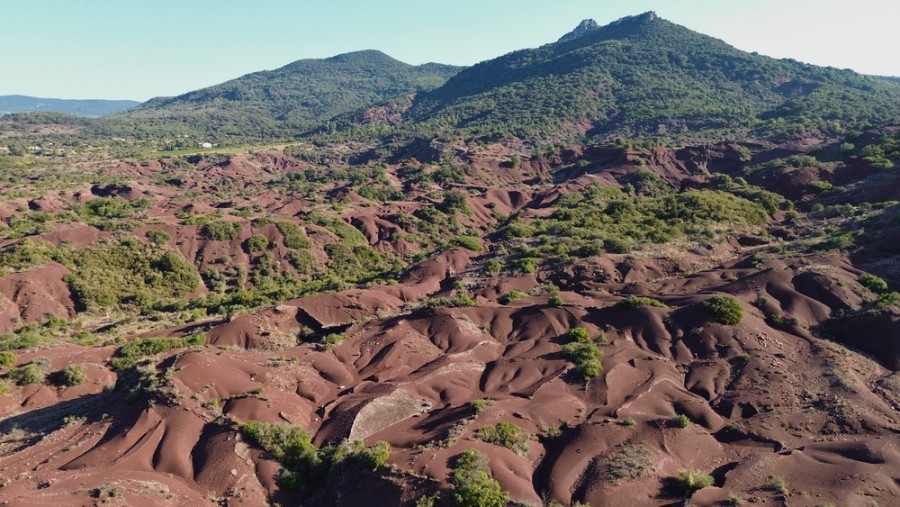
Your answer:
(0, 12), (898, 507)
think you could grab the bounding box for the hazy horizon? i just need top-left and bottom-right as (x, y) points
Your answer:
(3, 0), (898, 101)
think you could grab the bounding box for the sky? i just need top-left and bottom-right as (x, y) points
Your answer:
(2, 0), (898, 101)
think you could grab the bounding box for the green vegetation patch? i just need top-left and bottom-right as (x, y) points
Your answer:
(478, 421), (530, 454)
(241, 420), (390, 494)
(110, 333), (206, 371)
(562, 327), (604, 381)
(616, 295), (669, 309)
(451, 449), (509, 507)
(703, 295), (743, 325)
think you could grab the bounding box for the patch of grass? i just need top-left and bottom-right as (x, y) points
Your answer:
(726, 494), (744, 505)
(110, 333), (206, 371)
(600, 444), (653, 481)
(202, 221), (243, 240)
(668, 413), (691, 428)
(321, 333), (346, 351)
(766, 475), (788, 495)
(498, 290), (528, 304)
(674, 469), (714, 494)
(454, 236), (483, 252)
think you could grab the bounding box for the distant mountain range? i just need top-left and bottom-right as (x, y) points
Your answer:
(9, 12), (900, 143)
(121, 50), (461, 139)
(397, 12), (900, 139)
(0, 95), (140, 117)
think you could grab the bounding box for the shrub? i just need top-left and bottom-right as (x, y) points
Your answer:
(242, 421), (390, 493)
(548, 294), (564, 307)
(146, 230), (170, 246)
(859, 273), (888, 294)
(61, 364), (87, 386)
(669, 413), (690, 428)
(277, 221), (312, 249)
(483, 259), (502, 275)
(478, 421), (529, 454)
(726, 494), (744, 506)
(451, 449), (508, 507)
(0, 380), (10, 395)
(471, 399), (487, 415)
(766, 475), (788, 495)
(0, 351), (15, 368)
(440, 191), (472, 215)
(567, 327), (591, 342)
(110, 334), (205, 371)
(675, 469), (714, 494)
(704, 295), (743, 325)
(321, 333), (345, 351)
(616, 295), (668, 309)
(10, 361), (45, 385)
(563, 328), (604, 381)
(455, 236), (483, 252)
(498, 290), (527, 304)
(244, 235), (270, 253)
(421, 293), (476, 309)
(202, 221), (243, 240)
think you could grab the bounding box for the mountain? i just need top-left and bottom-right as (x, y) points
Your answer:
(122, 50), (461, 140)
(398, 12), (900, 139)
(0, 95), (139, 117)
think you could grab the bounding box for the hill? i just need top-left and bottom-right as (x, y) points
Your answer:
(0, 95), (139, 117)
(396, 12), (900, 141)
(121, 50), (461, 141)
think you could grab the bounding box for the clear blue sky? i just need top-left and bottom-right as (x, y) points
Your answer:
(3, 0), (898, 101)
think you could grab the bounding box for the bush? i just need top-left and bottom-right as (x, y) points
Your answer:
(321, 333), (345, 351)
(483, 259), (502, 275)
(498, 290), (527, 304)
(669, 414), (690, 428)
(110, 334), (205, 371)
(548, 294), (564, 307)
(478, 421), (529, 454)
(675, 469), (714, 493)
(567, 327), (591, 342)
(202, 221), (243, 240)
(244, 235), (270, 253)
(704, 295), (743, 325)
(61, 364), (87, 386)
(455, 236), (483, 252)
(242, 421), (390, 494)
(10, 361), (45, 385)
(471, 399), (487, 415)
(451, 449), (508, 507)
(146, 230), (170, 246)
(277, 221), (312, 249)
(0, 380), (10, 395)
(616, 295), (668, 309)
(859, 273), (888, 294)
(766, 475), (788, 495)
(0, 351), (15, 368)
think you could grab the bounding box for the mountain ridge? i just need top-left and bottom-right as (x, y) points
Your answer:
(0, 95), (140, 118)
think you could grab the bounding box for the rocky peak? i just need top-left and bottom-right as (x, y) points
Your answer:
(557, 18), (600, 43)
